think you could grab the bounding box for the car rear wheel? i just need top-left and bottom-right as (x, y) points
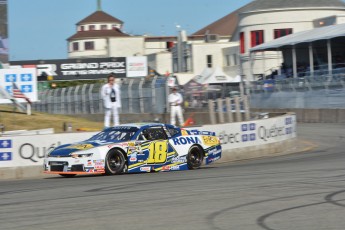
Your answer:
(105, 149), (126, 175)
(187, 146), (204, 169)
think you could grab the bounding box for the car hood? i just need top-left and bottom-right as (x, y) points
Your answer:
(49, 140), (121, 157)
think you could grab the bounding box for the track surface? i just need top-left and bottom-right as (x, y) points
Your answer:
(0, 123), (345, 230)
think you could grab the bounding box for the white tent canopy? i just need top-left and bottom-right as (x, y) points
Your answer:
(194, 67), (240, 84)
(250, 23), (345, 52)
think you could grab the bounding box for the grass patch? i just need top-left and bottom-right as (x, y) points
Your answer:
(0, 105), (103, 133)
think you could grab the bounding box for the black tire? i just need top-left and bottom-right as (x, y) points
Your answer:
(59, 174), (76, 178)
(187, 145), (204, 169)
(105, 149), (126, 175)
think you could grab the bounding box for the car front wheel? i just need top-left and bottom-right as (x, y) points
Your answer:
(187, 146), (204, 169)
(105, 149), (126, 175)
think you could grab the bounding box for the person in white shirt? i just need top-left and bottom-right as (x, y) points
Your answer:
(101, 74), (121, 128)
(168, 87), (184, 126)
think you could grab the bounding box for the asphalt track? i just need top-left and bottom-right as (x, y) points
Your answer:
(0, 123), (345, 230)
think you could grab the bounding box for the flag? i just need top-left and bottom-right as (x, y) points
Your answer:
(12, 82), (31, 104)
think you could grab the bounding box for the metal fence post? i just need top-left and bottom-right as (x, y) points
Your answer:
(208, 99), (216, 125)
(81, 84), (88, 114)
(151, 76), (157, 113)
(88, 84), (94, 114)
(47, 89), (54, 114)
(53, 88), (59, 114)
(139, 78), (144, 113)
(66, 87), (73, 114)
(217, 98), (224, 123)
(225, 97), (233, 123)
(243, 95), (250, 121)
(74, 86), (80, 114)
(128, 79), (134, 113)
(61, 88), (66, 114)
(234, 96), (242, 122)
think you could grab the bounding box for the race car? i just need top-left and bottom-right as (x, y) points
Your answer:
(43, 123), (221, 177)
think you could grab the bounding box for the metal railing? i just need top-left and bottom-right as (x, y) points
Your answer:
(33, 76), (168, 114)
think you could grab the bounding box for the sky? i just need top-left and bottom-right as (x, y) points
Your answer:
(8, 0), (252, 61)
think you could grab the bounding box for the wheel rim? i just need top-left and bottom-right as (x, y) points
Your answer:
(108, 154), (121, 172)
(189, 148), (202, 167)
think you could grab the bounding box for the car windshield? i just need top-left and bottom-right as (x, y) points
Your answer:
(88, 127), (139, 142)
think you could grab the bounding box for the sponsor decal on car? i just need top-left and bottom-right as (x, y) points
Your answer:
(140, 166), (151, 172)
(172, 136), (200, 145)
(181, 129), (189, 136)
(162, 165), (170, 171)
(130, 156), (137, 162)
(171, 156), (187, 163)
(201, 136), (219, 146)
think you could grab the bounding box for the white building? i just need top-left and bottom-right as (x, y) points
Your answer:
(67, 0), (345, 83)
(194, 0), (345, 81)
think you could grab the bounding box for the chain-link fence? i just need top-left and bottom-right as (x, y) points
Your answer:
(32, 73), (345, 115)
(33, 76), (168, 115)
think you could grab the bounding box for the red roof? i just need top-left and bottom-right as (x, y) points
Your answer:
(77, 11), (123, 25)
(193, 10), (239, 36)
(68, 29), (129, 40)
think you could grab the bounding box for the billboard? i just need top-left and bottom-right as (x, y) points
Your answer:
(0, 68), (38, 104)
(10, 56), (148, 81)
(0, 0), (8, 64)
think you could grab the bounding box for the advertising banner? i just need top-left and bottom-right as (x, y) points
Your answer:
(0, 68), (37, 104)
(0, 132), (97, 168)
(11, 56), (148, 80)
(126, 56), (148, 77)
(197, 114), (296, 150)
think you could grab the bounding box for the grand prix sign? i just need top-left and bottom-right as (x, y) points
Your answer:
(10, 56), (148, 80)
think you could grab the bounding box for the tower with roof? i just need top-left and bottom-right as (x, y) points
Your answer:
(67, 0), (147, 59)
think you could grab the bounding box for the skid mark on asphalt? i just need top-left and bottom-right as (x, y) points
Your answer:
(257, 190), (345, 230)
(206, 192), (328, 230)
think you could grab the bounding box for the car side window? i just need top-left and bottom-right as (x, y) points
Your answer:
(141, 127), (167, 141)
(167, 127), (180, 137)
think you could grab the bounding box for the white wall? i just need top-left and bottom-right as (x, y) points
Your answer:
(191, 42), (233, 75)
(147, 52), (172, 75)
(144, 41), (169, 55)
(109, 37), (145, 57)
(68, 38), (108, 58)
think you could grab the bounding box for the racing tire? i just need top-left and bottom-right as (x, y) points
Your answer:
(59, 174), (76, 178)
(105, 149), (126, 175)
(187, 145), (204, 170)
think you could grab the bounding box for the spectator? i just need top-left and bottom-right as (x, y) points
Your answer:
(168, 87), (184, 126)
(101, 74), (121, 128)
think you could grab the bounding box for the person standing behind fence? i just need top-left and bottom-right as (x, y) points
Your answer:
(101, 74), (121, 128)
(168, 87), (184, 126)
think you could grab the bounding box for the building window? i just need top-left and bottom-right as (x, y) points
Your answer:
(89, 25), (95, 31)
(207, 55), (213, 68)
(240, 32), (245, 54)
(72, 42), (79, 51)
(84, 41), (94, 50)
(101, 24), (107, 30)
(251, 30), (264, 47)
(232, 54), (238, 66)
(225, 55), (231, 66)
(274, 28), (293, 39)
(80, 26), (85, 31)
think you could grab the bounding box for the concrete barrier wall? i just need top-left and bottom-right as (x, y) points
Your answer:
(252, 108), (345, 123)
(0, 113), (297, 180)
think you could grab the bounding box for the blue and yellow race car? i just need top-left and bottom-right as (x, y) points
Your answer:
(44, 123), (221, 177)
